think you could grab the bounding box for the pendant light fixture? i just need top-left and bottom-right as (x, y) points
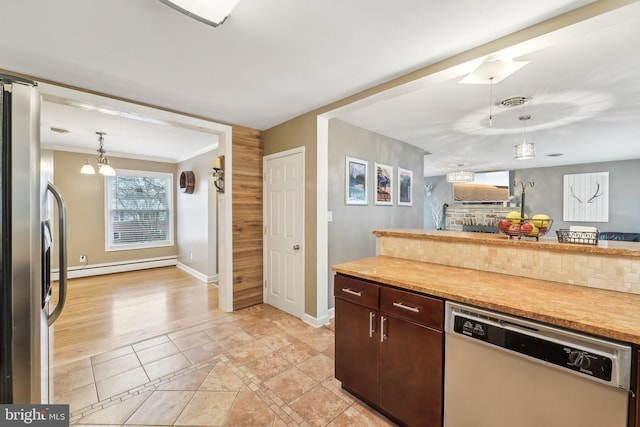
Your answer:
(446, 164), (475, 183)
(80, 132), (116, 176)
(488, 77), (494, 126)
(514, 115), (535, 160)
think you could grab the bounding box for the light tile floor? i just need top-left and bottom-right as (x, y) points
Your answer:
(53, 304), (397, 426)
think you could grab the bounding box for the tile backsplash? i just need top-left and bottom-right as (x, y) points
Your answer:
(377, 235), (640, 295)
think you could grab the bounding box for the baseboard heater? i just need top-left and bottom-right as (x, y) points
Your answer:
(51, 256), (178, 280)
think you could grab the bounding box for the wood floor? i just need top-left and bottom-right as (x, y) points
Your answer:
(52, 267), (223, 366)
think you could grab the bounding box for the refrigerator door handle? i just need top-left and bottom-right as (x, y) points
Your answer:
(46, 182), (68, 327)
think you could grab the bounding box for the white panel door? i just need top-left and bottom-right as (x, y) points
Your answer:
(264, 149), (304, 318)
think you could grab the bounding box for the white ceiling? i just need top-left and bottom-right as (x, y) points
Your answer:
(3, 0), (638, 172)
(335, 2), (640, 176)
(38, 86), (222, 163)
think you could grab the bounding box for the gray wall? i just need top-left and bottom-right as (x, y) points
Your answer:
(424, 159), (640, 233)
(423, 175), (449, 230)
(329, 119), (424, 307)
(514, 159), (640, 233)
(176, 149), (218, 280)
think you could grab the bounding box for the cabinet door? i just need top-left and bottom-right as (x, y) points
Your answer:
(335, 298), (379, 405)
(379, 314), (443, 427)
(634, 349), (639, 427)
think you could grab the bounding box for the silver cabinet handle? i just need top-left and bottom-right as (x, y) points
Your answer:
(369, 311), (375, 338)
(380, 316), (387, 342)
(341, 288), (362, 297)
(393, 302), (420, 313)
(47, 182), (68, 326)
(293, 244), (300, 250)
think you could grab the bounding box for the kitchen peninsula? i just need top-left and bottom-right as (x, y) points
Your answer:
(332, 229), (640, 427)
(334, 228), (640, 343)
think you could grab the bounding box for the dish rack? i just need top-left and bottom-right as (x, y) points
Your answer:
(556, 229), (599, 245)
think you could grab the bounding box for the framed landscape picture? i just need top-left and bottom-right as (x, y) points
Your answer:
(375, 162), (393, 205)
(345, 156), (368, 205)
(398, 167), (413, 206)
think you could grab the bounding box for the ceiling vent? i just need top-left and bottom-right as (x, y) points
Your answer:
(50, 127), (70, 133)
(497, 96), (531, 108)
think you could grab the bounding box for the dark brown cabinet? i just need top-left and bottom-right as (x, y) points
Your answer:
(335, 298), (380, 403)
(633, 348), (640, 427)
(334, 274), (443, 427)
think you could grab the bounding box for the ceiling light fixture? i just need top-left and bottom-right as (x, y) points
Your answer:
(460, 59), (529, 85)
(159, 0), (240, 27)
(81, 132), (116, 176)
(446, 165), (475, 183)
(488, 77), (494, 126)
(514, 115), (535, 160)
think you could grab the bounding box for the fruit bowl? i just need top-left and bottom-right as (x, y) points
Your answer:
(495, 217), (553, 241)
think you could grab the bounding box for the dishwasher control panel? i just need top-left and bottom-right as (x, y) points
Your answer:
(452, 315), (615, 382)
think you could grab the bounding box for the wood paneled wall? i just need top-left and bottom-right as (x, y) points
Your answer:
(231, 126), (264, 310)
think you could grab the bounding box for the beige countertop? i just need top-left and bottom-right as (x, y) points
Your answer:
(373, 228), (640, 258)
(332, 255), (640, 346)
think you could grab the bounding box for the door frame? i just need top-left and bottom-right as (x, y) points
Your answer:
(262, 146), (306, 319)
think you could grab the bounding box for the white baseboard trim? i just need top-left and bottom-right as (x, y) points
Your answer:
(302, 309), (334, 328)
(52, 256), (178, 280)
(176, 262), (218, 283)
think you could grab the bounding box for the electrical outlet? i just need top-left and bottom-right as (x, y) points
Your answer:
(79, 254), (88, 263)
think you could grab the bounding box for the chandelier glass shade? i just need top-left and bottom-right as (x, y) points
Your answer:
(81, 132), (116, 176)
(514, 141), (536, 160)
(514, 115), (535, 160)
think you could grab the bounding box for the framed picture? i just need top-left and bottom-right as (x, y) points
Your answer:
(345, 156), (368, 205)
(398, 167), (413, 206)
(563, 172), (609, 222)
(375, 162), (393, 205)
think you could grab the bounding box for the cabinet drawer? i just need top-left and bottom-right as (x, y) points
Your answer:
(334, 274), (379, 310)
(380, 286), (443, 330)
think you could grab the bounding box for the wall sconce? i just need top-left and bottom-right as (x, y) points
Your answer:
(211, 156), (225, 193)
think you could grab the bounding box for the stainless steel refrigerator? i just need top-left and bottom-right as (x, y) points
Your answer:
(0, 75), (68, 404)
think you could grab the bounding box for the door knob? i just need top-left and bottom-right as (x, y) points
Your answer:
(293, 244), (300, 250)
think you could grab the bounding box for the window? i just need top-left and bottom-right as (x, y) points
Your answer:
(105, 169), (174, 251)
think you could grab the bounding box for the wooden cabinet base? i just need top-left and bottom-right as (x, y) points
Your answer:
(379, 314), (442, 427)
(334, 274), (443, 427)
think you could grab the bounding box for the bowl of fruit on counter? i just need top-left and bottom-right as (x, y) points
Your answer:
(496, 211), (553, 241)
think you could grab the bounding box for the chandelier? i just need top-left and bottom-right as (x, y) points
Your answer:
(80, 132), (116, 176)
(446, 168), (475, 183)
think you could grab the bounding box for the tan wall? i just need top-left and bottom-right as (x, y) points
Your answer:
(53, 150), (177, 268)
(176, 149), (218, 279)
(263, 114), (317, 316)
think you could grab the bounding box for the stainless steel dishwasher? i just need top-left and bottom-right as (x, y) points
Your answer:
(444, 302), (632, 427)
